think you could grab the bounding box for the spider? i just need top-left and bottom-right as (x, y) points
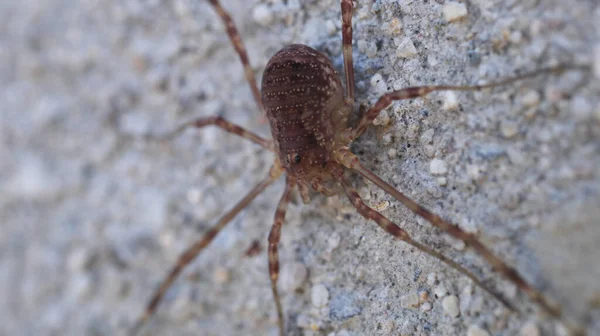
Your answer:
(131, 0), (590, 335)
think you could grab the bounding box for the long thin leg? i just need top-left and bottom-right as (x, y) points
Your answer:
(131, 173), (277, 335)
(341, 0), (355, 104)
(207, 0), (266, 117)
(349, 64), (589, 141)
(335, 148), (562, 319)
(338, 175), (513, 310)
(149, 116), (273, 150)
(267, 177), (294, 336)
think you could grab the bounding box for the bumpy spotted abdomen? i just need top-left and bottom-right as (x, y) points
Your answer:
(261, 44), (344, 177)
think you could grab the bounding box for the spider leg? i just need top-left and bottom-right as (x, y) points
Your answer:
(147, 116), (273, 150)
(334, 148), (564, 319)
(131, 173), (278, 335)
(207, 0), (266, 118)
(337, 175), (514, 310)
(349, 64), (589, 142)
(341, 0), (355, 104)
(267, 176), (294, 336)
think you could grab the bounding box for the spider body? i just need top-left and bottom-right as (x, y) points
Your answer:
(262, 44), (348, 183)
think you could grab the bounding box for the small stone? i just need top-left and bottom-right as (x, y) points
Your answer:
(520, 321), (541, 336)
(280, 262), (308, 292)
(381, 133), (392, 145)
(442, 295), (460, 317)
(252, 4), (273, 26)
(326, 20), (337, 36)
(437, 177), (447, 186)
(370, 73), (387, 95)
(424, 145), (436, 158)
(311, 284), (329, 307)
(443, 2), (468, 22)
(427, 273), (437, 286)
(401, 291), (420, 308)
(420, 302), (432, 312)
(379, 319), (395, 334)
(387, 148), (397, 159)
(395, 37), (417, 58)
(326, 232), (341, 252)
(467, 164), (482, 180)
(212, 267), (230, 284)
(442, 91), (459, 111)
(467, 325), (490, 336)
(373, 110), (391, 126)
(430, 159), (449, 175)
(500, 120), (519, 139)
(520, 90), (541, 107)
(434, 283), (448, 298)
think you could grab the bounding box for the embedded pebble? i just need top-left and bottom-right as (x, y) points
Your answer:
(443, 2), (468, 22)
(420, 302), (432, 312)
(280, 262), (308, 292)
(520, 90), (541, 107)
(326, 232), (341, 252)
(520, 321), (541, 336)
(500, 120), (519, 139)
(427, 273), (437, 286)
(442, 295), (460, 317)
(252, 4), (273, 26)
(401, 291), (420, 308)
(395, 37), (417, 58)
(437, 177), (447, 186)
(212, 267), (230, 284)
(311, 284), (330, 307)
(381, 133), (392, 145)
(379, 319), (395, 334)
(434, 283), (448, 298)
(387, 148), (397, 159)
(467, 325), (490, 336)
(370, 73), (388, 95)
(430, 159), (449, 175)
(373, 110), (391, 126)
(442, 91), (459, 111)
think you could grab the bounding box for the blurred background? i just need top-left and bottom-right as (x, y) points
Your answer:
(1, 0), (599, 335)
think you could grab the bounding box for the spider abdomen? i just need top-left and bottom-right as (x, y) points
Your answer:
(261, 44), (344, 176)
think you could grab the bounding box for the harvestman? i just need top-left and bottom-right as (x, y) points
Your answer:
(132, 0), (589, 335)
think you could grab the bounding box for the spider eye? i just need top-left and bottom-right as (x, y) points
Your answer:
(294, 155), (301, 164)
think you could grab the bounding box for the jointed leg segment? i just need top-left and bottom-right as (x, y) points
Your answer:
(267, 177), (294, 336)
(341, 0), (355, 104)
(338, 176), (513, 310)
(207, 0), (266, 117)
(132, 174), (276, 335)
(350, 64), (589, 141)
(150, 116), (272, 150)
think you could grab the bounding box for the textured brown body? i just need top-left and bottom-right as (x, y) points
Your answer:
(261, 44), (348, 179)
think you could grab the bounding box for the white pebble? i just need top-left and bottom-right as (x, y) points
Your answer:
(442, 91), (459, 111)
(437, 177), (447, 186)
(430, 159), (449, 175)
(387, 148), (397, 159)
(395, 37), (417, 58)
(420, 302), (432, 312)
(520, 321), (541, 336)
(311, 284), (329, 307)
(326, 20), (337, 36)
(520, 90), (541, 107)
(467, 325), (490, 336)
(370, 73), (387, 95)
(280, 262), (308, 292)
(434, 283), (448, 298)
(443, 2), (468, 22)
(442, 295), (460, 317)
(373, 110), (391, 126)
(326, 232), (341, 252)
(401, 291), (420, 308)
(379, 319), (395, 334)
(252, 4), (273, 26)
(427, 273), (437, 286)
(500, 120), (519, 139)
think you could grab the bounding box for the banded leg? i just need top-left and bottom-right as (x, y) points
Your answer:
(336, 148), (562, 319)
(131, 174), (277, 335)
(341, 0), (355, 104)
(208, 0), (266, 117)
(149, 116), (272, 150)
(350, 64), (588, 141)
(338, 176), (513, 310)
(267, 177), (294, 336)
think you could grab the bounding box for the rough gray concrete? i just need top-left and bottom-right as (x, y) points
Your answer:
(1, 0), (599, 335)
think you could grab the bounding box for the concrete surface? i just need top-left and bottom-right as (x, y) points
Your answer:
(1, 0), (599, 335)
